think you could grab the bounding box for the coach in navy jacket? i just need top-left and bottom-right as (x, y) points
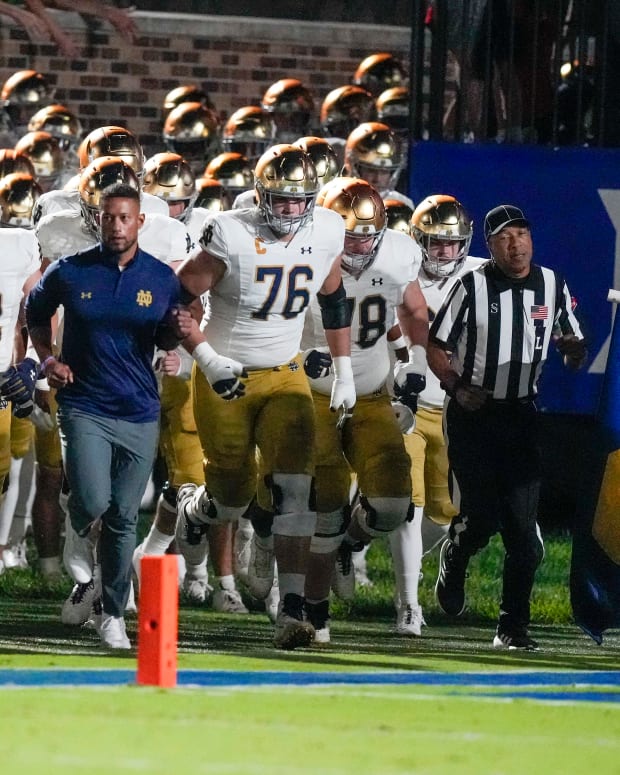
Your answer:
(26, 182), (192, 650)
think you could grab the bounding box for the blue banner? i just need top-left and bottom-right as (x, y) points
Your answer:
(570, 294), (620, 644)
(409, 141), (620, 415)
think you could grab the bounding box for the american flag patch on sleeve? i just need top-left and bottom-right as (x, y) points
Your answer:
(531, 305), (548, 319)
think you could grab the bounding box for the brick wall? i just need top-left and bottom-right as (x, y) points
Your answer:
(0, 10), (410, 156)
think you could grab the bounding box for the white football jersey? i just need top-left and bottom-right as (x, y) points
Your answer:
(36, 210), (192, 265)
(198, 206), (345, 369)
(34, 189), (168, 224)
(305, 229), (421, 397)
(232, 189), (256, 210)
(418, 256), (488, 408)
(381, 189), (415, 209)
(0, 228), (41, 371)
(183, 206), (211, 248)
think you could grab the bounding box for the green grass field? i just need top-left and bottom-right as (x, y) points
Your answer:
(0, 531), (619, 775)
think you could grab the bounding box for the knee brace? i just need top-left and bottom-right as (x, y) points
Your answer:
(352, 494), (410, 538)
(310, 508), (346, 553)
(209, 491), (250, 524)
(266, 472), (314, 515)
(186, 484), (251, 526)
(268, 472), (316, 537)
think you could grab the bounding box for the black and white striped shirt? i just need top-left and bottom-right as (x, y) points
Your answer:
(429, 262), (584, 401)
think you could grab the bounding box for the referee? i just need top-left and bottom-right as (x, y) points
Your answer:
(428, 204), (586, 650)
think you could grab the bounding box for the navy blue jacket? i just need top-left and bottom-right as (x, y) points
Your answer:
(26, 244), (181, 422)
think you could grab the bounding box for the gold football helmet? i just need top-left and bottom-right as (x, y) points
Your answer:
(261, 79), (314, 142)
(293, 136), (340, 188)
(194, 178), (232, 212)
(14, 130), (64, 189)
(254, 144), (318, 235)
(410, 194), (473, 279)
(143, 152), (196, 220)
(0, 172), (42, 228)
(78, 156), (140, 234)
(322, 178), (386, 277)
(376, 87), (409, 134)
(1, 70), (54, 131)
(222, 106), (276, 162)
(344, 121), (404, 193)
(315, 175), (357, 208)
(28, 104), (83, 146)
(194, 177), (230, 212)
(384, 198), (414, 234)
(78, 125), (145, 176)
(0, 148), (35, 179)
(163, 84), (214, 116)
(204, 152), (253, 199)
(353, 53), (407, 97)
(319, 85), (375, 138)
(162, 102), (220, 164)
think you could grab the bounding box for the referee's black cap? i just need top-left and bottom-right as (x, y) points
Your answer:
(484, 204), (529, 241)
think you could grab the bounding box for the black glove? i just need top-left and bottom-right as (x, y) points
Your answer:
(303, 349), (333, 379)
(0, 358), (38, 418)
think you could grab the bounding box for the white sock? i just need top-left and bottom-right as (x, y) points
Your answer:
(389, 505), (423, 609)
(8, 513), (28, 545)
(216, 574), (235, 591)
(0, 457), (22, 545)
(142, 526), (173, 555)
(278, 572), (305, 599)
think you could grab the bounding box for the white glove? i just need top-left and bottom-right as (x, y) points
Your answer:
(391, 400), (416, 434)
(30, 404), (56, 432)
(192, 341), (247, 400)
(329, 355), (356, 412)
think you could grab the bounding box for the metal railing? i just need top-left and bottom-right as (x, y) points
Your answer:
(410, 0), (618, 147)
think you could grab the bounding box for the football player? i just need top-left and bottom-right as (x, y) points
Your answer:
(0, 69), (55, 147)
(319, 85), (375, 167)
(302, 178), (428, 643)
(261, 79), (315, 143)
(139, 150), (248, 614)
(388, 194), (487, 636)
(34, 125), (168, 223)
(175, 143), (355, 649)
(0, 173), (44, 569)
(221, 105), (276, 163)
(344, 121), (414, 209)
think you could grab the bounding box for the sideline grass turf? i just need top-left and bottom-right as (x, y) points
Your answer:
(1, 533), (618, 774)
(1, 599), (619, 775)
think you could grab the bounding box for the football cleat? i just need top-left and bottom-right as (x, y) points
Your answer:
(175, 483), (209, 567)
(395, 603), (425, 637)
(273, 593), (315, 650)
(212, 587), (249, 614)
(305, 600), (331, 645)
(493, 626), (540, 651)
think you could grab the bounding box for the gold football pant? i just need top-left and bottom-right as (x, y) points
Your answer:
(405, 405), (456, 525)
(192, 357), (315, 509)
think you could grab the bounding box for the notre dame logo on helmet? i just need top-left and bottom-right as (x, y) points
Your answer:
(136, 289), (153, 307)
